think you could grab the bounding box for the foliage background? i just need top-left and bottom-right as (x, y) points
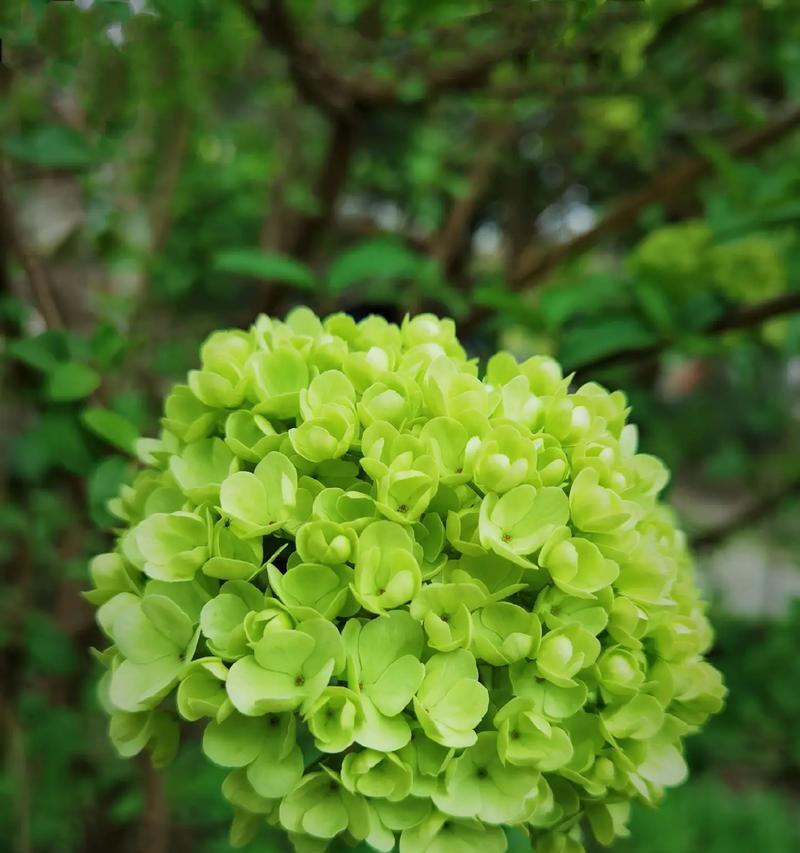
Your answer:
(1, 0), (800, 851)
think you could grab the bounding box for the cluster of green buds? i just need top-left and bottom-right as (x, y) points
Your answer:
(88, 308), (725, 853)
(629, 220), (786, 305)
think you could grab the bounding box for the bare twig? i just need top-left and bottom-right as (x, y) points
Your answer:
(571, 290), (800, 376)
(0, 165), (64, 329)
(510, 104), (800, 288)
(691, 477), (800, 550)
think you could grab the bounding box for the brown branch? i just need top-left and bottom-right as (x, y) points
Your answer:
(3, 708), (31, 853)
(387, 5), (640, 105)
(259, 107), (302, 252)
(137, 757), (169, 853)
(571, 290), (800, 376)
(287, 115), (360, 259)
(432, 124), (515, 276)
(710, 290), (800, 334)
(257, 115), (360, 312)
(149, 111), (190, 255)
(510, 104), (800, 288)
(241, 0), (554, 113)
(691, 477), (800, 550)
(335, 213), (428, 252)
(240, 0), (354, 118)
(646, 0), (729, 57)
(395, 33), (543, 104)
(0, 165), (64, 329)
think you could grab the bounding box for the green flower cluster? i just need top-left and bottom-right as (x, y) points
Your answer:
(88, 309), (725, 852)
(629, 220), (786, 304)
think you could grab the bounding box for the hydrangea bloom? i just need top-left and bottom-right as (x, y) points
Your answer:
(89, 309), (726, 852)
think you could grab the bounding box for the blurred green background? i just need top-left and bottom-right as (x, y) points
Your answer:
(2, 1), (800, 851)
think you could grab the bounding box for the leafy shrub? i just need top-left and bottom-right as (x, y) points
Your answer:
(86, 309), (725, 852)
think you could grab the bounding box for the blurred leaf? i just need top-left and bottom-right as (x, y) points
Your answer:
(693, 133), (749, 197)
(702, 442), (749, 481)
(559, 316), (658, 368)
(414, 259), (470, 316)
(88, 456), (130, 528)
(24, 612), (79, 677)
(213, 248), (316, 290)
(679, 291), (726, 332)
(2, 125), (95, 169)
(473, 283), (542, 328)
(714, 202), (800, 239)
(0, 295), (28, 327)
(8, 330), (72, 373)
(633, 280), (677, 334)
(326, 237), (422, 293)
(13, 411), (93, 478)
(108, 389), (150, 431)
(89, 324), (128, 367)
(81, 408), (139, 453)
(538, 273), (626, 331)
(45, 362), (101, 402)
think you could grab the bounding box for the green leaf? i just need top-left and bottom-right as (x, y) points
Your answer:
(81, 408), (140, 453)
(213, 248), (315, 290)
(633, 281), (677, 335)
(89, 323), (129, 367)
(88, 457), (130, 528)
(45, 362), (101, 402)
(538, 273), (625, 331)
(326, 238), (422, 294)
(2, 125), (95, 169)
(472, 282), (542, 328)
(7, 330), (72, 373)
(12, 410), (93, 479)
(559, 317), (658, 369)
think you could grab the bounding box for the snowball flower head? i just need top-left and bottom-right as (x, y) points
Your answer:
(88, 308), (726, 852)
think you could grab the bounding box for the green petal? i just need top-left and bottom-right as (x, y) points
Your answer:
(202, 712), (264, 767)
(247, 734), (304, 798)
(354, 695), (412, 752)
(226, 655), (305, 715)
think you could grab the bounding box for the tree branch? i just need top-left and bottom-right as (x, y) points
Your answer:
(241, 0), (555, 113)
(137, 757), (169, 853)
(0, 165), (64, 329)
(646, 0), (729, 57)
(432, 124), (515, 276)
(382, 33), (544, 104)
(240, 0), (354, 117)
(292, 116), (359, 258)
(149, 111), (190, 255)
(264, 114), (360, 269)
(571, 290), (800, 376)
(510, 104), (800, 288)
(691, 477), (800, 550)
(335, 213), (428, 252)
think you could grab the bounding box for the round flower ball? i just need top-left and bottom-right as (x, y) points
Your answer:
(88, 308), (726, 853)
